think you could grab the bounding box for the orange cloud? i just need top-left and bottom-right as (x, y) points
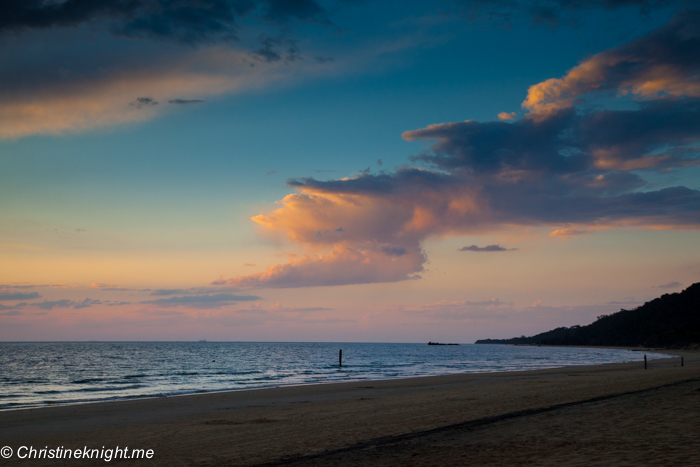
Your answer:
(253, 176), (485, 247)
(222, 14), (700, 290)
(219, 172), (488, 288)
(549, 228), (591, 237)
(522, 14), (700, 119)
(218, 243), (425, 288)
(0, 46), (333, 139)
(225, 163), (700, 288)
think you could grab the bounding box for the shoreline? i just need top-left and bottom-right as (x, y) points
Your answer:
(0, 345), (677, 413)
(1, 350), (698, 466)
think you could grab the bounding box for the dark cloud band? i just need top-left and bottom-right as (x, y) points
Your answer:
(1, 0), (329, 44)
(460, 245), (513, 252)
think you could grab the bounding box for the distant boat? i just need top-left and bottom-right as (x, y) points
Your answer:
(428, 342), (459, 345)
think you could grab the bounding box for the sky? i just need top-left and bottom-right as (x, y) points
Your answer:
(1, 0), (700, 342)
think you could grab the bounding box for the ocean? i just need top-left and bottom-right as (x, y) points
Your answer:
(0, 342), (670, 410)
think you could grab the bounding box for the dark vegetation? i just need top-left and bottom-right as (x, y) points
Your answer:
(475, 283), (700, 348)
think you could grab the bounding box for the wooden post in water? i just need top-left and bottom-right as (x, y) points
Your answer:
(681, 356), (684, 367)
(339, 349), (342, 367)
(644, 354), (647, 370)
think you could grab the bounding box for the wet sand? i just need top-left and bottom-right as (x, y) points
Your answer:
(0, 349), (698, 466)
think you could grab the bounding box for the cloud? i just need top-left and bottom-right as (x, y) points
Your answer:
(548, 228), (590, 237)
(36, 299), (74, 310)
(523, 11), (700, 119)
(2, 0), (142, 35)
(148, 287), (227, 296)
(0, 28), (353, 140)
(263, 0), (327, 24)
(0, 291), (41, 300)
(459, 244), (514, 252)
(217, 245), (426, 288)
(407, 104), (700, 176)
(407, 13), (700, 174)
(1, 0), (329, 44)
(455, 0), (687, 27)
(106, 301), (132, 306)
(226, 13), (700, 289)
(289, 168), (700, 235)
(655, 281), (683, 289)
(91, 282), (134, 291)
(35, 298), (102, 310)
(168, 98), (204, 104)
(2, 0), (671, 47)
(141, 293), (261, 308)
(227, 161), (699, 288)
(381, 245), (408, 256)
(0, 1), (341, 138)
(249, 35), (301, 63)
(3, 1), (691, 142)
(0, 302), (28, 311)
(0, 310), (22, 316)
(149, 288), (194, 296)
(498, 112), (516, 121)
(269, 301), (334, 312)
(0, 45), (293, 139)
(73, 298), (103, 309)
(129, 97), (158, 109)
(0, 283), (78, 289)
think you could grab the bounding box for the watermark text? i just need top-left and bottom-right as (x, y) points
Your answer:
(1, 445), (154, 462)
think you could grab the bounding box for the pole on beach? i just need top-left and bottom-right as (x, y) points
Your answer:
(339, 349), (342, 367)
(644, 354), (647, 370)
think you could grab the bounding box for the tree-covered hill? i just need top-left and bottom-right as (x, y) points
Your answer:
(476, 283), (700, 348)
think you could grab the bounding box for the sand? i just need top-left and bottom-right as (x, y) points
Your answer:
(0, 349), (698, 466)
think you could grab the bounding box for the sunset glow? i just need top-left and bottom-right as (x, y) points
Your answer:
(2, 1), (699, 342)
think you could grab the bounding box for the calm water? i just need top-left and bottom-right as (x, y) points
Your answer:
(0, 342), (670, 410)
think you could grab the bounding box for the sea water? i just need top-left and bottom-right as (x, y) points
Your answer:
(0, 342), (670, 410)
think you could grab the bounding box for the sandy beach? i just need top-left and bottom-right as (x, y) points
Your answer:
(1, 349), (698, 466)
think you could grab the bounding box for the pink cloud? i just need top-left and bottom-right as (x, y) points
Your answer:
(217, 244), (425, 288)
(548, 228), (591, 237)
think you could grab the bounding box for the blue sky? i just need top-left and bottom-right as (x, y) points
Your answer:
(1, 0), (699, 341)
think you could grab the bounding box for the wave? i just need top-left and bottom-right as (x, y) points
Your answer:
(0, 342), (672, 411)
